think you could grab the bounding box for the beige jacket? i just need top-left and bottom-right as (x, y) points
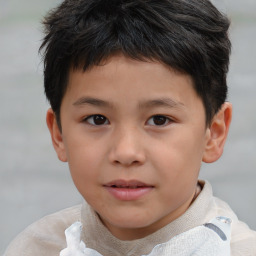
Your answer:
(4, 181), (256, 256)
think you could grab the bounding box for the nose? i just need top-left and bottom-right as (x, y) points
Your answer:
(108, 126), (146, 167)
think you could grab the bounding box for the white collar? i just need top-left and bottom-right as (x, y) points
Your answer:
(60, 216), (231, 256)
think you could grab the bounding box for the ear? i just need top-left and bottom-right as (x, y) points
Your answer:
(203, 102), (232, 163)
(46, 108), (67, 162)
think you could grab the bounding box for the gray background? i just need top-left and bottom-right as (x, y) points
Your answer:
(0, 0), (255, 254)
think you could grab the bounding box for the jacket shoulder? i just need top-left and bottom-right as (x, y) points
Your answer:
(211, 195), (256, 256)
(4, 204), (82, 256)
(231, 220), (256, 256)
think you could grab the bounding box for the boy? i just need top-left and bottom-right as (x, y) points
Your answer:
(4, 0), (256, 255)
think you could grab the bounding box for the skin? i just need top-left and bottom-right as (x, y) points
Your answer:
(47, 55), (232, 240)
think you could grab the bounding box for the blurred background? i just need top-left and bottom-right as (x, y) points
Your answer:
(0, 0), (255, 253)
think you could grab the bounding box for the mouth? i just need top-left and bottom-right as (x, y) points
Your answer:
(104, 180), (154, 201)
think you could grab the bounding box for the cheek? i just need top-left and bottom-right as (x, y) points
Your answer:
(67, 153), (103, 204)
(151, 128), (205, 181)
(64, 132), (104, 167)
(152, 134), (202, 209)
(64, 137), (104, 191)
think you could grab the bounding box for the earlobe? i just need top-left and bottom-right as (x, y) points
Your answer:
(46, 108), (68, 162)
(203, 102), (232, 163)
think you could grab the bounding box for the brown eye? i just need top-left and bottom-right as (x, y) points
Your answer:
(85, 115), (109, 126)
(147, 115), (170, 126)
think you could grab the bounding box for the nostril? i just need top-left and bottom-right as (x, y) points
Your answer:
(113, 159), (141, 166)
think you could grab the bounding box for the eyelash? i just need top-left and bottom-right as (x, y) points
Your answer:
(83, 114), (173, 127)
(146, 115), (173, 126)
(83, 115), (109, 126)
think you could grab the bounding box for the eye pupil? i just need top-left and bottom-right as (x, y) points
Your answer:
(94, 115), (107, 125)
(153, 115), (167, 125)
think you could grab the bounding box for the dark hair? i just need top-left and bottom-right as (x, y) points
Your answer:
(40, 0), (231, 127)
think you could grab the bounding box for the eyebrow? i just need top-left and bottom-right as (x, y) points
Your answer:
(73, 97), (113, 108)
(72, 96), (184, 110)
(138, 98), (185, 109)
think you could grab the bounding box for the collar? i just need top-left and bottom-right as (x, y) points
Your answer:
(80, 180), (214, 255)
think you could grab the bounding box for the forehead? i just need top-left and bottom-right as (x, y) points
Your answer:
(64, 55), (200, 110)
(69, 55), (194, 89)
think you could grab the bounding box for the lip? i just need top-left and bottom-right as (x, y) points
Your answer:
(104, 179), (154, 201)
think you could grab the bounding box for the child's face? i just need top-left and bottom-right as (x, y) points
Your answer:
(49, 55), (215, 239)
